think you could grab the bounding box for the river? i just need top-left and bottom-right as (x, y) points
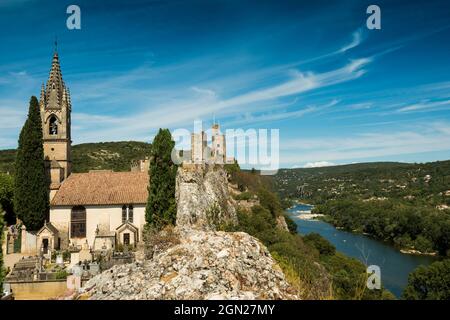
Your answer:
(287, 203), (437, 298)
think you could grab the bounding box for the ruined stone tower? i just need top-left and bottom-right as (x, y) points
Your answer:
(211, 123), (226, 164)
(39, 50), (72, 199)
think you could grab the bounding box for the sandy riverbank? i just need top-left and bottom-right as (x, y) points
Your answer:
(400, 249), (437, 256)
(294, 213), (324, 220)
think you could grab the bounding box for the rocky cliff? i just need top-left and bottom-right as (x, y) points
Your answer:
(78, 164), (296, 300)
(80, 229), (296, 300)
(175, 165), (237, 230)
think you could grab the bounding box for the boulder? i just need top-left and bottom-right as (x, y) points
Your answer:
(175, 165), (237, 230)
(80, 230), (297, 300)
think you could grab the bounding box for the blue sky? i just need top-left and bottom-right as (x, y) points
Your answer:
(0, 0), (449, 169)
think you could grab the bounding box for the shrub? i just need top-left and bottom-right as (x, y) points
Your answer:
(403, 259), (450, 300)
(233, 192), (253, 201)
(143, 224), (180, 258)
(283, 214), (298, 234)
(303, 233), (336, 256)
(55, 269), (68, 280)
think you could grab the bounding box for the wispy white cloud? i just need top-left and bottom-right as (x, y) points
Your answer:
(65, 58), (370, 143)
(227, 107), (317, 127)
(276, 28), (368, 70)
(281, 122), (450, 164)
(397, 99), (450, 113)
(338, 29), (364, 53)
(0, 26), (373, 148)
(191, 86), (216, 97)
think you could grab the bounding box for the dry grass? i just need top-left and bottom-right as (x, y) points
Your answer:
(272, 253), (334, 300)
(143, 224), (181, 258)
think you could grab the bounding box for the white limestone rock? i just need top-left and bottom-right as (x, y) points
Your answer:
(175, 165), (237, 230)
(80, 230), (297, 300)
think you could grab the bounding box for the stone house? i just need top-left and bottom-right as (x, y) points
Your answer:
(49, 170), (149, 250)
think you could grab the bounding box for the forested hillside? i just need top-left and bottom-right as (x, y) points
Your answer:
(273, 161), (450, 256)
(274, 161), (450, 206)
(0, 141), (152, 174)
(225, 165), (394, 299)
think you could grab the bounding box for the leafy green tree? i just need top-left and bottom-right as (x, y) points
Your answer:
(403, 259), (450, 300)
(304, 233), (336, 255)
(284, 214), (298, 234)
(14, 96), (49, 231)
(258, 188), (282, 218)
(224, 159), (240, 175)
(0, 173), (15, 225)
(414, 235), (433, 253)
(145, 129), (177, 229)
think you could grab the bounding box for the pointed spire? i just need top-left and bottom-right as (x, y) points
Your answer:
(44, 42), (66, 110)
(40, 83), (45, 99)
(65, 87), (71, 109)
(39, 83), (45, 109)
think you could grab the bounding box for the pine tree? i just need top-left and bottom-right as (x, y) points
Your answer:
(145, 128), (177, 229)
(14, 96), (49, 231)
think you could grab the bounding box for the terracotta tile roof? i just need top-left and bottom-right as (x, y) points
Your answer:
(51, 171), (149, 206)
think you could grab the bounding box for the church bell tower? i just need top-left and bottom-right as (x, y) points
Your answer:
(39, 49), (72, 198)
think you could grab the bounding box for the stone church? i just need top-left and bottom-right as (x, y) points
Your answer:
(31, 50), (231, 256)
(37, 51), (149, 253)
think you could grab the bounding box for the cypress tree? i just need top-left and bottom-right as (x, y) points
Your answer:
(14, 96), (49, 231)
(145, 128), (177, 229)
(0, 210), (4, 295)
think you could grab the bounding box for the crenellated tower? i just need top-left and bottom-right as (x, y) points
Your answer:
(39, 50), (72, 199)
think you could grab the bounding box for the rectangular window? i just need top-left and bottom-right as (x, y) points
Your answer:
(122, 206), (127, 223)
(123, 233), (130, 246)
(128, 205), (133, 223)
(71, 222), (86, 238)
(71, 206), (86, 238)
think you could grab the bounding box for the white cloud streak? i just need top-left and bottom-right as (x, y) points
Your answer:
(68, 58), (371, 143)
(281, 122), (450, 164)
(397, 99), (450, 113)
(303, 161), (336, 168)
(338, 29), (364, 53)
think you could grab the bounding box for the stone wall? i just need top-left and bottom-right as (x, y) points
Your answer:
(20, 227), (37, 255)
(9, 280), (67, 300)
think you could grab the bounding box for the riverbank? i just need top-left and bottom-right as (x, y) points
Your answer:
(296, 200), (443, 258)
(295, 213), (324, 220)
(400, 249), (438, 256)
(321, 215), (440, 257)
(287, 203), (437, 297)
(324, 215), (439, 257)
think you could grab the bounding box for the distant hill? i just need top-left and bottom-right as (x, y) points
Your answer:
(273, 160), (450, 205)
(274, 160), (450, 257)
(0, 141), (152, 174)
